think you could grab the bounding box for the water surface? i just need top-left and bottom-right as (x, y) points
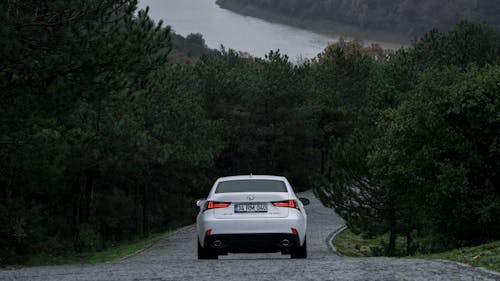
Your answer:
(139, 0), (400, 60)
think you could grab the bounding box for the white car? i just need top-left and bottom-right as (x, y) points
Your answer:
(196, 175), (309, 259)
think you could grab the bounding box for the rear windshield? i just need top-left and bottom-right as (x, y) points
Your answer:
(215, 180), (287, 193)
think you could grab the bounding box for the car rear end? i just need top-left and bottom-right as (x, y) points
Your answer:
(196, 176), (307, 257)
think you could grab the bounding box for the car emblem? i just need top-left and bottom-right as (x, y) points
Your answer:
(247, 195), (255, 201)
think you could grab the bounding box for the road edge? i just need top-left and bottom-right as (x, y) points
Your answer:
(326, 225), (347, 256)
(327, 225), (500, 277)
(117, 225), (192, 262)
(433, 259), (500, 278)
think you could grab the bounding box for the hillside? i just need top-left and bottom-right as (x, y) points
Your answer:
(217, 0), (500, 40)
(170, 32), (216, 63)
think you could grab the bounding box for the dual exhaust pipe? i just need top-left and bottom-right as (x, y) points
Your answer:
(281, 239), (290, 247)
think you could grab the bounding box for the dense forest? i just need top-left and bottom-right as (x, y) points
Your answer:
(217, 0), (500, 38)
(1, 0), (499, 264)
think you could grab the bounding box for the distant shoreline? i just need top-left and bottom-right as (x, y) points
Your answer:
(216, 1), (412, 50)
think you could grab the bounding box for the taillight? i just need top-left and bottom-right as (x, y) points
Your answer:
(272, 200), (297, 208)
(204, 200), (230, 211)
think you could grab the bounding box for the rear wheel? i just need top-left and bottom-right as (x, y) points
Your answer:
(290, 237), (307, 259)
(197, 239), (218, 260)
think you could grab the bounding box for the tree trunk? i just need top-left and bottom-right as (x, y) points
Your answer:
(406, 229), (412, 256)
(142, 183), (150, 237)
(72, 174), (84, 252)
(387, 208), (397, 256)
(72, 170), (95, 252)
(320, 135), (329, 177)
(320, 148), (325, 176)
(83, 169), (95, 223)
(99, 222), (107, 251)
(134, 185), (142, 235)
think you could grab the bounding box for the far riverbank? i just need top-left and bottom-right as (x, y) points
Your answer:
(216, 0), (410, 50)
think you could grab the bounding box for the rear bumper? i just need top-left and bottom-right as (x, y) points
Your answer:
(200, 216), (302, 234)
(196, 209), (307, 248)
(205, 233), (300, 254)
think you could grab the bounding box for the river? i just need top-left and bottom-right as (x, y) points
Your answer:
(139, 0), (402, 60)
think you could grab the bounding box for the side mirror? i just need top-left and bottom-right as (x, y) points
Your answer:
(196, 199), (206, 207)
(299, 197), (310, 206)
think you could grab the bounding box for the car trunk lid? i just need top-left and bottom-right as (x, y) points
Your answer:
(212, 192), (290, 219)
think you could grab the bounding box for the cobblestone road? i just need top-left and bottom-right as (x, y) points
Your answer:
(1, 191), (498, 281)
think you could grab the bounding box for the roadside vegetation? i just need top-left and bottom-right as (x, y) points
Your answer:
(332, 229), (406, 257)
(23, 231), (168, 267)
(333, 229), (500, 272)
(1, 0), (498, 266)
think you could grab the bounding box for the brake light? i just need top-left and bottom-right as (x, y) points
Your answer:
(205, 229), (212, 237)
(272, 200), (297, 208)
(204, 201), (230, 211)
(291, 228), (298, 235)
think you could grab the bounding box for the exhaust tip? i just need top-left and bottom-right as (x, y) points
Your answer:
(212, 240), (222, 247)
(281, 239), (290, 247)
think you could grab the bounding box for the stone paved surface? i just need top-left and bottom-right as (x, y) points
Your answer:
(1, 191), (498, 281)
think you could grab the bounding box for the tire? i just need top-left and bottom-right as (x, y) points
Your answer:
(197, 239), (218, 260)
(291, 237), (307, 259)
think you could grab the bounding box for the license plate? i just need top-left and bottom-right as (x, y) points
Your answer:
(234, 203), (268, 213)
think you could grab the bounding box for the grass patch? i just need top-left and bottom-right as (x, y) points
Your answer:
(412, 241), (500, 272)
(332, 228), (500, 272)
(23, 231), (169, 267)
(332, 228), (405, 257)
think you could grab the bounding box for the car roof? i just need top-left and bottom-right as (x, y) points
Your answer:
(217, 175), (286, 182)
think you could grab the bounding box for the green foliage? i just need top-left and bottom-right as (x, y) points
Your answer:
(317, 22), (500, 256)
(170, 32), (215, 63)
(412, 240), (500, 272)
(333, 228), (407, 257)
(195, 49), (316, 188)
(370, 65), (500, 249)
(0, 0), (220, 263)
(334, 228), (500, 272)
(24, 231), (169, 266)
